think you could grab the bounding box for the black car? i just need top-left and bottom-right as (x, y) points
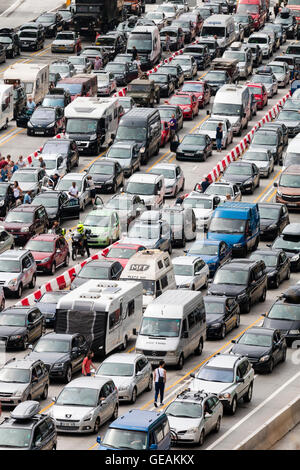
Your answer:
(233, 14), (255, 37)
(250, 129), (283, 164)
(160, 27), (185, 51)
(271, 232), (300, 271)
(106, 142), (142, 177)
(208, 259), (267, 313)
(275, 109), (300, 138)
(275, 8), (299, 39)
(70, 259), (123, 290)
(42, 88), (71, 111)
(31, 191), (80, 225)
(151, 72), (175, 97)
(183, 44), (211, 70)
(258, 202), (289, 239)
(158, 105), (184, 131)
(204, 70), (231, 95)
(35, 291), (68, 328)
(86, 160), (124, 193)
(231, 327), (287, 373)
(0, 28), (20, 58)
(221, 161), (260, 194)
(0, 401), (57, 450)
(250, 250), (290, 289)
(27, 106), (64, 137)
(0, 307), (44, 350)
(36, 12), (64, 37)
(105, 61), (138, 86)
(173, 133), (213, 161)
(19, 22), (45, 39)
(58, 9), (74, 30)
(262, 122), (288, 148)
(204, 295), (240, 339)
(262, 286), (300, 346)
(41, 138), (79, 172)
(18, 29), (44, 51)
(0, 183), (16, 217)
(198, 38), (222, 60)
(159, 64), (185, 88)
(27, 332), (88, 383)
(95, 34), (126, 60)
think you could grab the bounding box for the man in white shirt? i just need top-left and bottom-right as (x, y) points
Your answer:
(154, 360), (166, 407)
(26, 96), (36, 112)
(68, 181), (79, 199)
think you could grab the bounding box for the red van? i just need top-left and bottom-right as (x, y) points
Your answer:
(57, 74), (97, 101)
(237, 0), (267, 30)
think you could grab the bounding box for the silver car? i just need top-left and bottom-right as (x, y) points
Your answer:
(0, 228), (14, 253)
(50, 377), (119, 434)
(268, 61), (290, 88)
(0, 359), (49, 407)
(149, 163), (184, 198)
(190, 354), (254, 415)
(165, 389), (223, 445)
(173, 255), (209, 290)
(10, 168), (45, 198)
(96, 353), (152, 403)
(56, 173), (92, 211)
(204, 182), (242, 203)
(242, 148), (274, 178)
(198, 117), (233, 149)
(67, 56), (92, 74)
(0, 250), (36, 298)
(172, 55), (197, 79)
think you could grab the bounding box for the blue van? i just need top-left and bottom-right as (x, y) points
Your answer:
(96, 410), (172, 450)
(207, 202), (260, 257)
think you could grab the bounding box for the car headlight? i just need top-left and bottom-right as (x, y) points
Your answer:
(210, 322), (222, 328)
(179, 283), (191, 288)
(292, 255), (300, 262)
(53, 363), (64, 369)
(0, 200), (4, 206)
(276, 190), (283, 197)
(140, 147), (145, 153)
(187, 427), (199, 434)
(167, 351), (177, 356)
(268, 224), (277, 230)
(47, 122), (55, 128)
(259, 355), (270, 362)
(27, 122), (33, 128)
(219, 392), (231, 399)
(289, 329), (300, 334)
(90, 134), (97, 140)
(237, 292), (247, 300)
(21, 227), (29, 232)
(267, 270), (277, 277)
(118, 385), (128, 391)
(9, 335), (22, 340)
(83, 414), (92, 422)
(8, 278), (18, 286)
(41, 257), (51, 263)
(135, 349), (142, 354)
(234, 243), (243, 248)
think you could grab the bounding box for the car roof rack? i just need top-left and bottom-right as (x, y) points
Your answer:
(11, 401), (40, 421)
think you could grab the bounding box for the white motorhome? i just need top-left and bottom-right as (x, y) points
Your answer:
(4, 63), (49, 104)
(127, 25), (161, 68)
(201, 15), (235, 52)
(0, 84), (13, 129)
(135, 290), (206, 369)
(64, 96), (120, 155)
(121, 249), (176, 310)
(211, 84), (251, 136)
(56, 280), (143, 354)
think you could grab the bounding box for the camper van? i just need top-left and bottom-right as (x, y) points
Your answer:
(127, 25), (161, 69)
(55, 280), (143, 354)
(201, 15), (235, 52)
(0, 84), (13, 129)
(135, 290), (206, 369)
(121, 249), (176, 310)
(4, 63), (49, 104)
(64, 96), (120, 155)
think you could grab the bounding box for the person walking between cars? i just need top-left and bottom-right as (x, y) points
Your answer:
(169, 114), (179, 144)
(23, 191), (32, 204)
(165, 33), (171, 54)
(132, 46), (138, 61)
(87, 175), (96, 205)
(94, 56), (102, 71)
(201, 177), (211, 193)
(26, 96), (36, 113)
(216, 122), (223, 152)
(13, 181), (22, 204)
(154, 360), (166, 407)
(82, 351), (96, 376)
(274, 3), (279, 16)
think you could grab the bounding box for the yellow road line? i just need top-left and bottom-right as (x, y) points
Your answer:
(266, 188), (276, 202)
(0, 44), (53, 74)
(0, 126), (18, 141)
(39, 401), (54, 413)
(80, 150), (107, 173)
(254, 169), (282, 203)
(0, 127), (25, 146)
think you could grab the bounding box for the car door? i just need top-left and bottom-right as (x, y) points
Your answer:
(194, 259), (206, 290)
(139, 356), (151, 392)
(22, 255), (32, 288)
(99, 382), (113, 423)
(60, 193), (80, 220)
(203, 397), (215, 434)
(135, 358), (145, 394)
(224, 299), (235, 333)
(235, 362), (249, 399)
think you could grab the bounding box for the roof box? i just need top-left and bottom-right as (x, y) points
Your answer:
(11, 401), (40, 420)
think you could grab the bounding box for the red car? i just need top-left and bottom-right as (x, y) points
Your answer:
(25, 234), (70, 274)
(165, 93), (199, 120)
(161, 121), (170, 147)
(180, 81), (211, 109)
(101, 242), (146, 269)
(246, 83), (268, 110)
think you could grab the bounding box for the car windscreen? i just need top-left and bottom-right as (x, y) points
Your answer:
(84, 215), (110, 227)
(33, 196), (58, 208)
(197, 365), (233, 383)
(268, 303), (300, 321)
(152, 74), (168, 83)
(212, 103), (242, 116)
(106, 63), (125, 73)
(107, 247), (136, 259)
(209, 217), (246, 234)
(68, 57), (85, 65)
(238, 332), (272, 347)
(184, 198), (212, 209)
(128, 223), (160, 239)
(25, 240), (54, 252)
(149, 168), (175, 179)
(258, 206), (280, 220)
(204, 300), (225, 314)
(0, 428), (31, 448)
(78, 265), (109, 279)
(252, 132), (278, 145)
(140, 317), (181, 337)
(201, 26), (225, 37)
(116, 126), (146, 142)
(11, 172), (37, 183)
(19, 31), (37, 38)
(107, 147), (131, 159)
(166, 401), (202, 418)
(5, 211), (33, 223)
(173, 264), (194, 276)
(57, 83), (82, 94)
(224, 164), (252, 176)
(96, 362), (134, 377)
(42, 141), (69, 154)
(182, 134), (207, 145)
(205, 184), (233, 196)
(102, 428), (147, 450)
(126, 182), (155, 196)
(248, 36), (267, 44)
(269, 64), (285, 74)
(56, 387), (98, 407)
(223, 51), (246, 62)
(213, 268), (248, 285)
(205, 71), (226, 82)
(66, 118), (97, 134)
(0, 314), (25, 326)
(0, 368), (30, 383)
(50, 64), (70, 74)
(42, 97), (64, 107)
(279, 174), (300, 188)
(243, 151), (269, 161)
(32, 108), (55, 120)
(89, 164), (114, 175)
(169, 95), (191, 105)
(127, 34), (152, 51)
(250, 253), (277, 267)
(189, 244), (218, 255)
(105, 198), (131, 210)
(0, 260), (19, 273)
(277, 111), (300, 121)
(34, 338), (70, 353)
(273, 237), (300, 251)
(56, 178), (82, 191)
(181, 83), (203, 93)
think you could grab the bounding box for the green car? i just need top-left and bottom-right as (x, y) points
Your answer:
(83, 208), (120, 247)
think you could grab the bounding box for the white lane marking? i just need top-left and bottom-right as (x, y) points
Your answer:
(206, 369), (300, 450)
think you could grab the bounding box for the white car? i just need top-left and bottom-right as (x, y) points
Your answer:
(198, 117), (233, 149)
(93, 71), (117, 96)
(165, 389), (223, 445)
(173, 255), (209, 290)
(242, 148), (274, 178)
(67, 56), (92, 74)
(95, 353), (153, 403)
(157, 3), (178, 23)
(145, 11), (167, 30)
(183, 192), (220, 231)
(204, 182), (242, 203)
(32, 153), (67, 178)
(56, 173), (92, 211)
(190, 354), (255, 415)
(50, 377), (118, 434)
(149, 163), (184, 198)
(247, 32), (273, 58)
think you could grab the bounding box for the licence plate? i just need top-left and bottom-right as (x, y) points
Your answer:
(35, 131), (44, 135)
(59, 422), (76, 427)
(288, 203), (298, 207)
(0, 397), (12, 401)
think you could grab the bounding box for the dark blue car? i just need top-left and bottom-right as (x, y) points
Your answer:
(35, 291), (68, 327)
(186, 240), (232, 277)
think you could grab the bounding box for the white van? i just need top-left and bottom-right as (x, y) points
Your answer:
(284, 137), (300, 167)
(125, 172), (165, 209)
(201, 15), (235, 52)
(211, 84), (251, 136)
(4, 63), (49, 104)
(56, 280), (143, 354)
(121, 249), (176, 310)
(0, 85), (13, 130)
(135, 290), (206, 369)
(127, 25), (162, 69)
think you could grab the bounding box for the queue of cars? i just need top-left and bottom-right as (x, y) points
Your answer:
(1, 0), (300, 452)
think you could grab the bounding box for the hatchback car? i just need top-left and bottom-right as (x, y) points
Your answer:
(71, 259), (123, 290)
(246, 83), (268, 110)
(3, 205), (48, 245)
(50, 377), (118, 434)
(10, 168), (46, 198)
(166, 93), (198, 120)
(231, 327), (287, 373)
(242, 148), (274, 178)
(268, 61), (290, 87)
(173, 256), (209, 290)
(258, 202), (289, 240)
(121, 216), (172, 254)
(104, 193), (145, 230)
(165, 389), (223, 445)
(27, 332), (89, 383)
(0, 401), (57, 450)
(171, 55), (197, 79)
(106, 143), (141, 178)
(27, 106), (64, 137)
(203, 181), (242, 202)
(250, 129), (283, 164)
(83, 208), (120, 247)
(35, 291), (68, 328)
(275, 109), (300, 138)
(204, 295), (240, 339)
(36, 12), (63, 37)
(19, 29), (44, 51)
(183, 192), (220, 232)
(149, 163), (184, 198)
(151, 72), (175, 98)
(159, 64), (185, 88)
(56, 173), (92, 211)
(0, 306), (43, 350)
(173, 133), (212, 161)
(51, 31), (81, 54)
(208, 259), (267, 313)
(86, 160), (124, 194)
(41, 138), (79, 171)
(25, 234), (69, 274)
(67, 55), (92, 74)
(31, 190), (79, 225)
(0, 359), (49, 407)
(221, 161), (260, 194)
(186, 239), (232, 277)
(250, 72), (278, 98)
(250, 250), (290, 289)
(101, 242), (145, 269)
(198, 117), (233, 149)
(180, 80), (211, 108)
(190, 354), (254, 415)
(0, 250), (36, 298)
(96, 353), (152, 403)
(105, 61), (138, 86)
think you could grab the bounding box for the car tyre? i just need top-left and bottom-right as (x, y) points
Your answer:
(50, 262), (56, 275)
(16, 283), (23, 298)
(198, 429), (205, 446)
(273, 275), (279, 289)
(64, 254), (70, 267)
(41, 385), (48, 400)
(243, 382), (253, 403)
(220, 324), (226, 339)
(243, 300), (251, 314)
(64, 366), (72, 383)
(93, 417), (101, 434)
(29, 275), (36, 289)
(235, 314), (240, 328)
(260, 287), (266, 302)
(286, 268), (290, 280)
(194, 338), (203, 356)
(268, 358), (274, 374)
(147, 375), (153, 391)
(214, 416), (221, 433)
(177, 353), (184, 370)
(111, 404), (118, 421)
(281, 347), (287, 362)
(22, 335), (28, 350)
(131, 387), (137, 404)
(229, 396), (237, 415)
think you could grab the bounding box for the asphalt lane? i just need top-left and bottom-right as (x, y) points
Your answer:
(0, 1), (299, 452)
